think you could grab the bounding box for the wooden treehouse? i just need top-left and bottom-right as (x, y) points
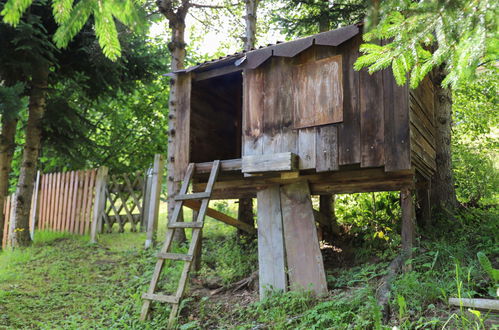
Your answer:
(142, 24), (437, 323)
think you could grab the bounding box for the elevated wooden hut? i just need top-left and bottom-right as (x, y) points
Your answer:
(142, 24), (437, 319)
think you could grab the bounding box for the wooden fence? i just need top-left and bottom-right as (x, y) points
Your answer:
(38, 169), (98, 234)
(2, 155), (164, 249)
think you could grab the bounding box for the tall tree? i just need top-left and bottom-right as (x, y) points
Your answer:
(354, 0), (497, 214)
(235, 0), (260, 239)
(0, 83), (26, 249)
(156, 0), (190, 242)
(1, 0), (160, 246)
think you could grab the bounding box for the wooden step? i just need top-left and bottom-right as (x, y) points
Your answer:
(169, 222), (204, 229)
(175, 192), (211, 201)
(157, 253), (193, 261)
(142, 293), (179, 304)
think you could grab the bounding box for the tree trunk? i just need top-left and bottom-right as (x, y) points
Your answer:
(158, 0), (190, 243)
(0, 115), (18, 249)
(237, 0), (260, 240)
(237, 198), (255, 239)
(11, 65), (49, 247)
(430, 68), (458, 215)
(244, 0), (258, 51)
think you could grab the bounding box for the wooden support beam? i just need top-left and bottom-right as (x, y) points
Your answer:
(401, 188), (415, 256)
(242, 152), (298, 173)
(256, 185), (287, 298)
(183, 200), (256, 234)
(195, 158), (242, 174)
(194, 168), (416, 199)
(280, 181), (328, 296)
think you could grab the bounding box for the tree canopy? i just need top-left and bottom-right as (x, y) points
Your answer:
(355, 0), (498, 88)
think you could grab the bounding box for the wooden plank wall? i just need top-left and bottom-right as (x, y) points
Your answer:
(409, 76), (436, 179)
(242, 34), (414, 174)
(37, 169), (97, 235)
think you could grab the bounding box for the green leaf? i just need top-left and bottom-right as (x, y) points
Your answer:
(1, 0), (34, 26)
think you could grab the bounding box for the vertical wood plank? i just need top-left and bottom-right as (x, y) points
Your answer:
(262, 58), (298, 155)
(45, 173), (51, 230)
(280, 181), (328, 295)
(401, 188), (415, 256)
(64, 172), (73, 232)
(60, 172), (67, 231)
(91, 167), (108, 243)
(145, 155), (164, 249)
(383, 64), (411, 171)
(316, 125), (339, 172)
(55, 173), (62, 231)
(242, 69), (264, 156)
(76, 171), (86, 234)
(360, 67), (385, 167)
(173, 73), (192, 181)
(69, 171), (79, 234)
(39, 174), (46, 230)
(29, 171), (40, 239)
(49, 173), (56, 230)
(298, 127), (316, 169)
(59, 172), (67, 231)
(85, 170), (96, 234)
(83, 170), (95, 234)
(256, 185), (287, 298)
(338, 35), (361, 165)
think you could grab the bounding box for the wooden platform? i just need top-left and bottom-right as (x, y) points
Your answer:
(192, 159), (415, 199)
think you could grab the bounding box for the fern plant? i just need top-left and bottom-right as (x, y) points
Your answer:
(477, 251), (499, 297)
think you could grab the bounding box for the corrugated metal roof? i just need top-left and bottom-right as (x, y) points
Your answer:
(171, 24), (359, 75)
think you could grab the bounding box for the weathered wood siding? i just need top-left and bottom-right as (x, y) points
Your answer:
(243, 34), (413, 173)
(409, 76), (436, 178)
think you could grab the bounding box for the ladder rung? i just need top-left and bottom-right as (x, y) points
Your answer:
(169, 222), (204, 229)
(142, 293), (179, 304)
(175, 192), (211, 201)
(157, 253), (193, 261)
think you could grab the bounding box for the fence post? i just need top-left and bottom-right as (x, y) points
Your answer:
(29, 171), (41, 240)
(90, 166), (108, 243)
(141, 168), (153, 232)
(145, 154), (164, 249)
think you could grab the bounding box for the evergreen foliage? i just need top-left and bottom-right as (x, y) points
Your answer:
(354, 0), (498, 88)
(0, 83), (27, 120)
(1, 0), (146, 60)
(271, 0), (366, 36)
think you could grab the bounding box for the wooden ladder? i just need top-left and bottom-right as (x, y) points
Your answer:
(140, 160), (221, 326)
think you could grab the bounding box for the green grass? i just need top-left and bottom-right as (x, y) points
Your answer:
(0, 205), (497, 329)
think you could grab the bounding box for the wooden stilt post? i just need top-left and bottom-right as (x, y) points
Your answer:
(29, 170), (40, 240)
(416, 182), (431, 228)
(401, 188), (415, 255)
(145, 154), (164, 249)
(281, 181), (328, 296)
(319, 194), (333, 242)
(90, 166), (108, 244)
(256, 185), (287, 299)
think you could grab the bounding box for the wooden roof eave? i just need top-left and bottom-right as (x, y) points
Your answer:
(164, 24), (360, 81)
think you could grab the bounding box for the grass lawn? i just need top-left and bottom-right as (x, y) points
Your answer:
(0, 204), (497, 329)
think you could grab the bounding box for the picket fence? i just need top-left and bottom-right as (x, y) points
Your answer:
(2, 155), (164, 249)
